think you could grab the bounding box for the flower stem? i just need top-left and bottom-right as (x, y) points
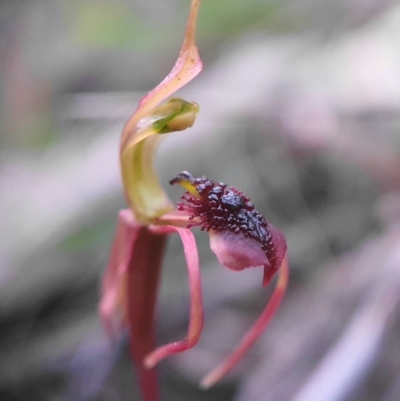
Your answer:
(127, 224), (168, 401)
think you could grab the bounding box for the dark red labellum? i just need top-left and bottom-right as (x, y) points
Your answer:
(170, 171), (287, 279)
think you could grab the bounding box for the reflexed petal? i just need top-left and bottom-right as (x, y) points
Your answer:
(144, 225), (204, 368)
(201, 257), (290, 388)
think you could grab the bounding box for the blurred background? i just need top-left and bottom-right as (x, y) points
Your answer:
(1, 0), (400, 400)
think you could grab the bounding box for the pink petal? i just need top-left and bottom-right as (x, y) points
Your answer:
(99, 209), (137, 339)
(201, 257), (290, 388)
(209, 222), (287, 287)
(143, 225), (204, 368)
(210, 231), (270, 271)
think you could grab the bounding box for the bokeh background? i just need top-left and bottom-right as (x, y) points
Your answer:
(1, 0), (400, 400)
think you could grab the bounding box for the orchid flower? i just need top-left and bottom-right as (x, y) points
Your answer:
(99, 1), (288, 400)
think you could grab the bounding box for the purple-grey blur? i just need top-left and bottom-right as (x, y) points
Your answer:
(1, 0), (400, 400)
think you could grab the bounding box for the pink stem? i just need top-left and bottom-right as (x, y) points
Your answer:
(200, 257), (290, 389)
(144, 225), (204, 368)
(125, 215), (168, 401)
